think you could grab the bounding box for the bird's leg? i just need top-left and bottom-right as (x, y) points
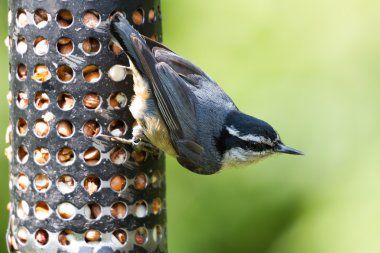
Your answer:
(130, 125), (161, 156)
(99, 125), (161, 156)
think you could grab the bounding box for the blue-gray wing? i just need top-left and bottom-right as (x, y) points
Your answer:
(143, 36), (212, 82)
(110, 15), (209, 171)
(131, 36), (205, 170)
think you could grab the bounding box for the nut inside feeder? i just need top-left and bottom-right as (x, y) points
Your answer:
(33, 36), (49, 56)
(17, 145), (29, 164)
(17, 227), (29, 245)
(109, 40), (123, 55)
(7, 91), (12, 106)
(83, 65), (101, 83)
(112, 229), (127, 245)
(34, 91), (50, 110)
(83, 93), (101, 109)
(16, 91), (28, 109)
(108, 10), (126, 21)
(33, 9), (50, 28)
(84, 230), (101, 244)
(151, 170), (162, 188)
(132, 9), (144, 26)
(83, 120), (101, 137)
(17, 173), (30, 191)
(35, 229), (49, 246)
(57, 64), (74, 83)
(16, 8), (28, 28)
(16, 36), (27, 55)
(33, 119), (50, 137)
(110, 175), (127, 192)
(81, 37), (101, 55)
(108, 92), (127, 109)
(84, 175), (101, 195)
(58, 230), (74, 246)
(57, 120), (74, 138)
(56, 9), (73, 28)
(110, 147), (128, 164)
(6, 125), (12, 144)
(134, 200), (148, 218)
(82, 10), (101, 28)
(152, 198), (162, 215)
(148, 8), (155, 23)
(108, 65), (128, 82)
(34, 201), (51, 220)
(57, 202), (76, 220)
(17, 118), (28, 136)
(131, 150), (147, 163)
(17, 200), (29, 220)
(34, 147), (50, 165)
(84, 202), (102, 220)
(153, 225), (163, 243)
(83, 147), (101, 165)
(32, 64), (51, 82)
(8, 9), (12, 25)
(17, 64), (27, 81)
(34, 174), (51, 192)
(108, 119), (127, 137)
(4, 36), (11, 51)
(57, 92), (75, 110)
(57, 175), (76, 194)
(8, 234), (18, 251)
(110, 202), (127, 219)
(57, 147), (76, 165)
(134, 172), (147, 190)
(57, 37), (74, 56)
(134, 227), (148, 245)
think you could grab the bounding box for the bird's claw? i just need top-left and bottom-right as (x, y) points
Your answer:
(100, 134), (161, 157)
(131, 137), (161, 157)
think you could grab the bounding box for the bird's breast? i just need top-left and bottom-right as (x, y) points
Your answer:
(129, 72), (177, 156)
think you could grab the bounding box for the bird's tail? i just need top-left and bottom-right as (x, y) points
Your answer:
(109, 13), (148, 73)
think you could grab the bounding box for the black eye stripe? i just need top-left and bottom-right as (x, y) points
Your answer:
(215, 127), (274, 156)
(242, 140), (272, 152)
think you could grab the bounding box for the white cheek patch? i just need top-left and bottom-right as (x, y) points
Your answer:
(221, 147), (272, 169)
(223, 147), (253, 163)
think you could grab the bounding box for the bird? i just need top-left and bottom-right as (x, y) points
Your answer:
(109, 13), (303, 175)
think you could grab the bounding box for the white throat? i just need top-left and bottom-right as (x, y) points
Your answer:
(221, 147), (273, 169)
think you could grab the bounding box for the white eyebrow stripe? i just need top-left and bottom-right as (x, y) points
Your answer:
(226, 126), (275, 145)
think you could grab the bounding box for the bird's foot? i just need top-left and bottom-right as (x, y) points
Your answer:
(99, 134), (161, 157)
(131, 137), (161, 157)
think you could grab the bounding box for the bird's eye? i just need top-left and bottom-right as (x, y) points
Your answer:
(246, 141), (258, 149)
(255, 143), (263, 150)
(260, 143), (267, 150)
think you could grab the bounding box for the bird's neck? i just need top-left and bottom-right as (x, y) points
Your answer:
(216, 111), (248, 156)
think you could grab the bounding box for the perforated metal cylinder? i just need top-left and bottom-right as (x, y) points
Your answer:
(6, 1), (166, 252)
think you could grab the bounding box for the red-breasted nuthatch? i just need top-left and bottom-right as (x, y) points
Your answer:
(109, 14), (303, 175)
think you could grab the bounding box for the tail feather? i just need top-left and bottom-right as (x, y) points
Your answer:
(110, 13), (146, 72)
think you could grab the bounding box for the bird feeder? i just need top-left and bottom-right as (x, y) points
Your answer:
(6, 0), (166, 252)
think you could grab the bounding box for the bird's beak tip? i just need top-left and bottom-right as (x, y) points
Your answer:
(274, 143), (304, 155)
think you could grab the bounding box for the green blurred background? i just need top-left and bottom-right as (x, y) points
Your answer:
(1, 0), (380, 252)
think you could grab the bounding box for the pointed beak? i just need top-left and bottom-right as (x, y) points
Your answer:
(274, 143), (304, 155)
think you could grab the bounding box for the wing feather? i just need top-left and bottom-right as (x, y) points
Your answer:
(130, 36), (201, 155)
(111, 15), (205, 170)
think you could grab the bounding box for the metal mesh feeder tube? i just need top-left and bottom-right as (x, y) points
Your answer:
(6, 0), (166, 252)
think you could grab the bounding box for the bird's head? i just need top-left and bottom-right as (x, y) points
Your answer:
(219, 111), (303, 168)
